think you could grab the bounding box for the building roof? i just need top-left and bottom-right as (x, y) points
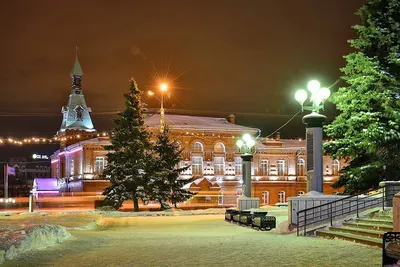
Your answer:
(146, 114), (260, 134)
(70, 56), (83, 76)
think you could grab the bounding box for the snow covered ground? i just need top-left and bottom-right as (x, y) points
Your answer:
(2, 208), (381, 267)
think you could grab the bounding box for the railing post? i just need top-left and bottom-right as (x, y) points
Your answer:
(330, 203), (333, 226)
(356, 194), (359, 218)
(382, 186), (385, 211)
(304, 214), (307, 236)
(297, 212), (299, 236)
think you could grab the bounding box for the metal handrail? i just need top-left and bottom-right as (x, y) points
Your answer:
(296, 186), (397, 236)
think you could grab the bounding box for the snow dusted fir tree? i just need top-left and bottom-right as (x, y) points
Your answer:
(148, 126), (194, 209)
(102, 78), (152, 211)
(324, 0), (400, 194)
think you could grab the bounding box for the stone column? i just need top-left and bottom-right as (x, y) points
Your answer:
(241, 153), (253, 197)
(302, 112), (326, 193)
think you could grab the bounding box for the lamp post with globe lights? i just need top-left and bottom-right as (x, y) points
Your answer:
(236, 134), (256, 198)
(148, 83), (168, 133)
(295, 80), (331, 193)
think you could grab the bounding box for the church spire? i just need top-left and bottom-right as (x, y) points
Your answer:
(71, 47), (83, 90)
(59, 50), (95, 135)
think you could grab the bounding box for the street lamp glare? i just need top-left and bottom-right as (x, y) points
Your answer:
(318, 87), (331, 101)
(160, 83), (168, 91)
(307, 80), (321, 93)
(295, 89), (308, 105)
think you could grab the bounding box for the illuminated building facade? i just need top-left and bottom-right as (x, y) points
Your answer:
(50, 57), (342, 205)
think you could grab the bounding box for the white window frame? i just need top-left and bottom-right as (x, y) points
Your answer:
(262, 191), (270, 205)
(277, 160), (286, 176)
(192, 142), (204, 152)
(214, 142), (225, 153)
(260, 159), (269, 175)
(214, 156), (225, 176)
(235, 157), (242, 175)
(332, 160), (340, 175)
(297, 159), (305, 176)
(278, 190), (286, 203)
(192, 156), (203, 175)
(95, 156), (107, 174)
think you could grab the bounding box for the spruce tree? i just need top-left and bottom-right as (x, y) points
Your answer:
(324, 0), (400, 194)
(149, 126), (194, 209)
(102, 78), (151, 211)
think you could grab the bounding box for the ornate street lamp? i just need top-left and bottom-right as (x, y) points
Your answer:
(295, 80), (331, 193)
(148, 82), (168, 133)
(236, 133), (256, 198)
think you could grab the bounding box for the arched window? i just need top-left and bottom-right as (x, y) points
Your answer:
(262, 191), (270, 205)
(192, 142), (204, 152)
(214, 142), (225, 153)
(235, 157), (242, 175)
(297, 159), (305, 176)
(278, 190), (286, 203)
(332, 160), (340, 175)
(260, 159), (269, 175)
(297, 191), (305, 196)
(277, 160), (286, 176)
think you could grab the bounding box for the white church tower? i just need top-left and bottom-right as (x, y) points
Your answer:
(57, 53), (96, 149)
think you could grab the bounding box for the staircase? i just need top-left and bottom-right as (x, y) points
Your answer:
(316, 210), (393, 248)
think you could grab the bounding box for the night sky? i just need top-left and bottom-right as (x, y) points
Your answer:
(0, 0), (366, 160)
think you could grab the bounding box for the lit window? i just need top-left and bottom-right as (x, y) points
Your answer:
(297, 159), (305, 176)
(214, 157), (225, 175)
(260, 159), (269, 175)
(214, 142), (225, 153)
(332, 160), (340, 175)
(95, 157), (106, 174)
(277, 160), (286, 176)
(192, 156), (203, 175)
(192, 142), (203, 152)
(235, 157), (242, 175)
(262, 191), (270, 205)
(278, 190), (286, 203)
(70, 159), (74, 176)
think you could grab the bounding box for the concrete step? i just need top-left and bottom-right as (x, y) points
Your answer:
(316, 229), (382, 248)
(329, 226), (386, 239)
(342, 222), (393, 232)
(370, 215), (392, 220)
(355, 218), (393, 226)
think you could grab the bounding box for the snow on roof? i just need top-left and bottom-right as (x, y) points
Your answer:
(146, 114), (259, 133)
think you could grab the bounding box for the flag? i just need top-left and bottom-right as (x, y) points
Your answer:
(7, 166), (15, 176)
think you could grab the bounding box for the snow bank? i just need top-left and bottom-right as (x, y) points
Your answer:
(0, 225), (71, 264)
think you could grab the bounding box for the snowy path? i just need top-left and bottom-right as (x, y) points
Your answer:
(3, 214), (381, 267)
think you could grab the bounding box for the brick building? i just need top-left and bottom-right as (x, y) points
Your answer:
(50, 56), (342, 206)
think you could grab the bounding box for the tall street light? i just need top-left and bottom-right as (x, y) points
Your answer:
(148, 83), (168, 133)
(236, 133), (256, 198)
(295, 80), (331, 193)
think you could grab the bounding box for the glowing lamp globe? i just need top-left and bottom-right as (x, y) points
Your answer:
(318, 87), (331, 101)
(307, 80), (321, 94)
(247, 139), (255, 148)
(236, 140), (244, 148)
(242, 134), (252, 142)
(148, 91), (154, 96)
(295, 90), (308, 105)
